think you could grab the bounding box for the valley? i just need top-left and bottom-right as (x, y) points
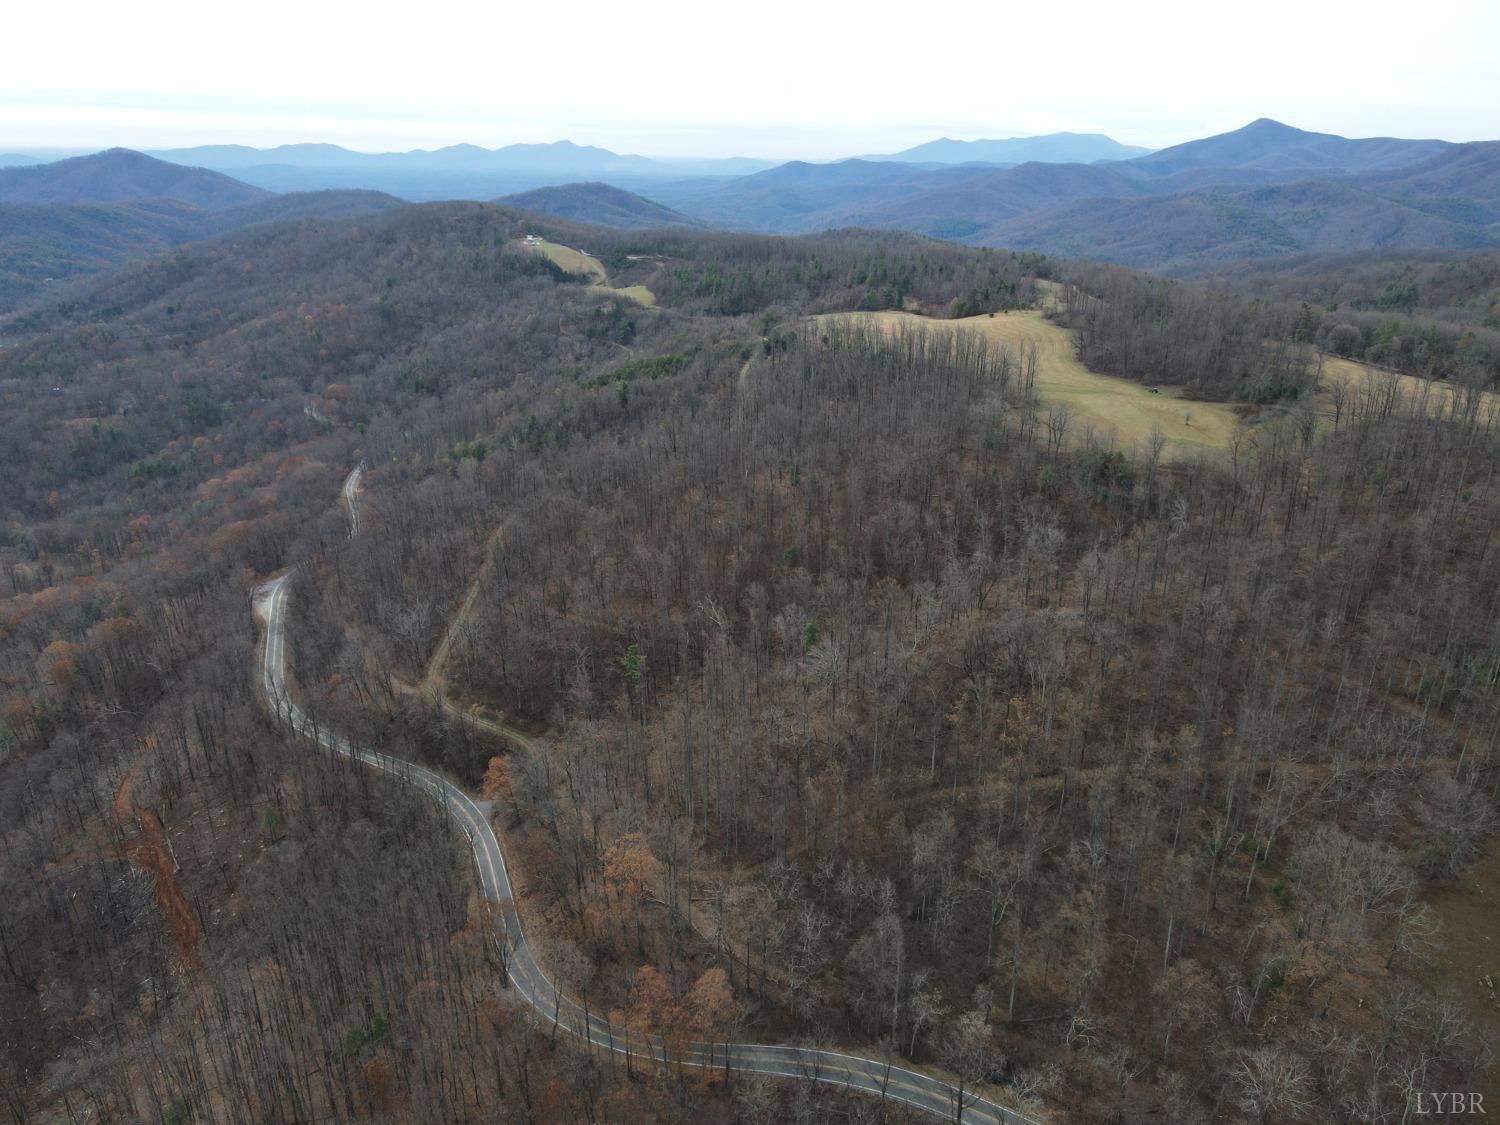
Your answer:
(3, 93), (1500, 1125)
(258, 466), (1036, 1123)
(5, 114), (1498, 318)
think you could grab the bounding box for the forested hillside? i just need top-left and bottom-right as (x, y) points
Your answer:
(981, 178), (1492, 275)
(0, 149), (270, 209)
(497, 182), (703, 229)
(1195, 249), (1500, 385)
(2, 204), (1497, 1123)
(1199, 247), (1500, 324)
(642, 123), (1499, 272)
(0, 188), (404, 312)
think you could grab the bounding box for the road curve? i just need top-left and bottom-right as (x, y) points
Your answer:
(341, 461), (364, 536)
(252, 468), (1042, 1125)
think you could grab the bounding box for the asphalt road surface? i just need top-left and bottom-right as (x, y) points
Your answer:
(341, 461), (364, 536)
(252, 468), (1043, 1125)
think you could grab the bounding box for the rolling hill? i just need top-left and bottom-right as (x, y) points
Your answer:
(0, 148), (270, 209)
(979, 179), (1491, 274)
(640, 121), (1496, 271)
(1196, 246), (1500, 324)
(647, 159), (990, 231)
(977, 142), (1500, 272)
(154, 139), (664, 175)
(7, 193), (1497, 1125)
(10, 122), (1496, 296)
(1130, 117), (1453, 176)
(193, 188), (406, 233)
(496, 182), (702, 229)
(149, 141), (780, 199)
(0, 188), (405, 312)
(1357, 141), (1500, 227)
(146, 134), (1164, 203)
(837, 160), (1150, 239)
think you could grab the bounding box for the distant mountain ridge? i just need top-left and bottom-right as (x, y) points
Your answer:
(7, 119), (1495, 287)
(1131, 117), (1452, 176)
(0, 182), (404, 312)
(496, 183), (703, 229)
(0, 149), (270, 209)
(640, 119), (1495, 273)
(140, 133), (1155, 201)
(645, 160), (987, 231)
(865, 132), (1152, 165)
(980, 174), (1493, 275)
(975, 140), (1500, 272)
(152, 139), (664, 175)
(145, 141), (779, 200)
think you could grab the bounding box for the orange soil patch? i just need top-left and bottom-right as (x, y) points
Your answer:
(112, 759), (203, 968)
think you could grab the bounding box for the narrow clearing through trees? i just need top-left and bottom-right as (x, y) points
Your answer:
(111, 758), (202, 968)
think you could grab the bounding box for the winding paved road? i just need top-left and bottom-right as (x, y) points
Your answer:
(341, 461), (364, 536)
(252, 468), (1042, 1124)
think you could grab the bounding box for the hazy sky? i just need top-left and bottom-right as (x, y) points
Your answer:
(5, 0), (1497, 158)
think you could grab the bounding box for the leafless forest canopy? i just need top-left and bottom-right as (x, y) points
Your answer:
(2, 202), (1498, 1123)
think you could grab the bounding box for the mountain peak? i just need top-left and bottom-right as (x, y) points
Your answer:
(1239, 118), (1310, 136)
(1132, 119), (1449, 177)
(0, 148), (269, 209)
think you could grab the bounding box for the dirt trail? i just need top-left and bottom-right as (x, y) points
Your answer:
(112, 759), (202, 968)
(384, 523), (545, 757)
(410, 523), (794, 996)
(416, 527), (531, 727)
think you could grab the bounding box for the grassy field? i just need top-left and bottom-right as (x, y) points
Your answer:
(524, 238), (607, 281)
(518, 238), (656, 307)
(1319, 355), (1500, 426)
(590, 282), (657, 307)
(822, 309), (1244, 461)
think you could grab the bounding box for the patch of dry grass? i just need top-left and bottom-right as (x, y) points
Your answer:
(523, 239), (607, 282)
(1317, 355), (1500, 427)
(518, 239), (657, 306)
(589, 283), (656, 307)
(821, 309), (1243, 461)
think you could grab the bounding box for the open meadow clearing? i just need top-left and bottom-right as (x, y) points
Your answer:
(1319, 354), (1500, 427)
(521, 237), (607, 281)
(591, 282), (656, 307)
(821, 309), (1245, 461)
(516, 238), (657, 306)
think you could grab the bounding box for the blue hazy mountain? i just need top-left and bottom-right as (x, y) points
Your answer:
(863, 132), (1153, 165)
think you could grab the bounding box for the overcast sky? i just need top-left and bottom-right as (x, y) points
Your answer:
(5, 0), (1497, 158)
